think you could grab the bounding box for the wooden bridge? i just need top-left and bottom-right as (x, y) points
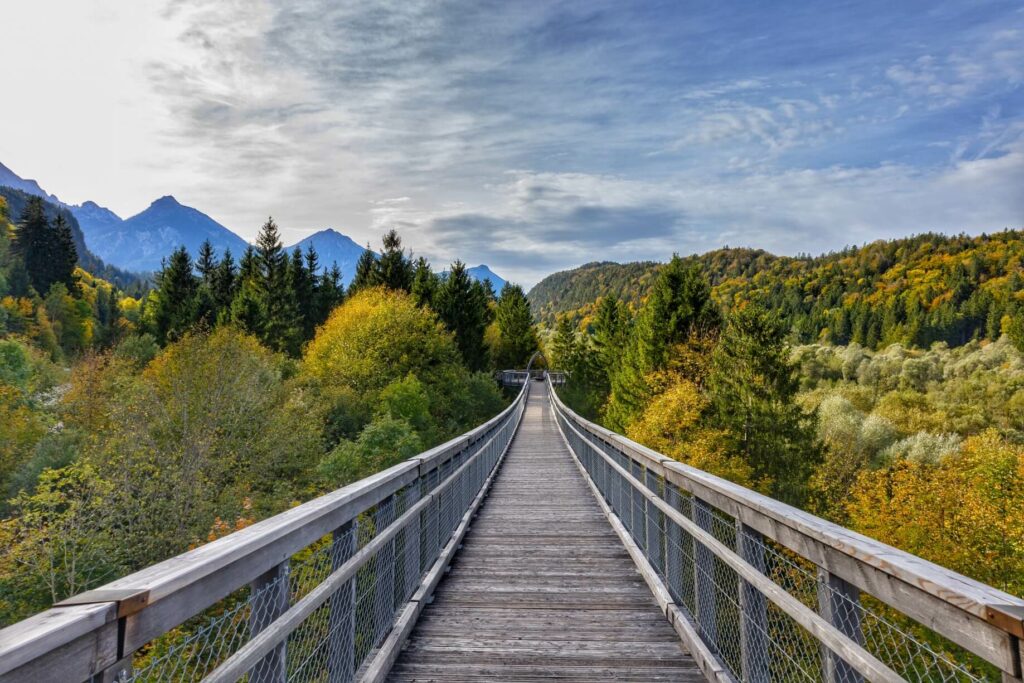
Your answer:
(2, 372), (1024, 682)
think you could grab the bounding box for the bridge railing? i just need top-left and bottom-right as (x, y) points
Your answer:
(0, 380), (529, 683)
(549, 377), (1024, 683)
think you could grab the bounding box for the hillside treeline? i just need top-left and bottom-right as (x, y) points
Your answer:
(551, 256), (1023, 675)
(0, 197), (540, 626)
(532, 232), (1024, 352)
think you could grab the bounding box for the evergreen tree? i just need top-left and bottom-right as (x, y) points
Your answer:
(212, 249), (237, 320)
(605, 258), (719, 430)
(377, 229), (414, 292)
(196, 240), (218, 283)
(254, 217), (300, 353)
(708, 303), (818, 504)
(12, 197), (73, 296)
(288, 247), (317, 345)
(349, 247), (379, 294)
(492, 282), (539, 369)
(152, 247), (199, 344)
(592, 295), (627, 384)
(434, 261), (489, 371)
(411, 257), (438, 308)
(316, 262), (345, 324)
(551, 314), (579, 371)
(51, 214), (78, 294)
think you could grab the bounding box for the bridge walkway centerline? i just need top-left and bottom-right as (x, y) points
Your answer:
(386, 381), (702, 682)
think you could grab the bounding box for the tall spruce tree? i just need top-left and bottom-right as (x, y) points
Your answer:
(708, 303), (818, 504)
(605, 257), (719, 430)
(152, 246), (199, 344)
(254, 217), (300, 353)
(212, 249), (237, 320)
(349, 247), (379, 294)
(196, 240), (218, 283)
(411, 257), (438, 308)
(377, 229), (414, 292)
(493, 282), (539, 369)
(51, 214), (78, 293)
(316, 262), (345, 324)
(434, 261), (489, 371)
(13, 197), (79, 296)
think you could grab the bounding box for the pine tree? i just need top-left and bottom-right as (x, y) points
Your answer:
(349, 247), (379, 294)
(288, 247), (317, 344)
(152, 246), (199, 344)
(493, 282), (539, 369)
(51, 214), (78, 294)
(551, 314), (578, 371)
(316, 262), (345, 324)
(605, 257), (719, 430)
(434, 261), (489, 371)
(708, 303), (818, 504)
(411, 257), (438, 308)
(196, 239), (218, 283)
(212, 249), (237, 320)
(254, 217), (300, 353)
(13, 197), (54, 295)
(592, 295), (627, 382)
(377, 229), (414, 292)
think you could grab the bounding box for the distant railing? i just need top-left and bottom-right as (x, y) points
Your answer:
(0, 380), (529, 683)
(549, 377), (1024, 683)
(500, 368), (566, 386)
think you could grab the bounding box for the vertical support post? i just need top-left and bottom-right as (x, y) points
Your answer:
(693, 497), (718, 646)
(645, 467), (665, 576)
(630, 459), (643, 544)
(249, 560), (289, 683)
(403, 482), (422, 602)
(375, 496), (396, 643)
(328, 520), (357, 683)
(665, 483), (684, 605)
(818, 568), (865, 683)
(737, 522), (770, 683)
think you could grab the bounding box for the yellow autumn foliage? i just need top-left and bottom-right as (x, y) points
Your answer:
(846, 429), (1024, 595)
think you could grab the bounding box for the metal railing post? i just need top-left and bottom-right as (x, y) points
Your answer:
(818, 568), (865, 683)
(327, 520), (357, 683)
(737, 523), (770, 683)
(374, 497), (396, 644)
(249, 560), (289, 683)
(665, 484), (684, 605)
(693, 497), (718, 646)
(403, 482), (422, 602)
(645, 467), (665, 575)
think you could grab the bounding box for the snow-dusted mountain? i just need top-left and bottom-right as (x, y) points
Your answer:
(289, 228), (368, 286)
(467, 264), (507, 291)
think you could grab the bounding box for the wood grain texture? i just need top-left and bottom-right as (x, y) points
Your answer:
(386, 383), (699, 682)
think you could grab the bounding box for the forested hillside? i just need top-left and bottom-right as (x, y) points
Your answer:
(531, 232), (1024, 351)
(0, 201), (540, 627)
(550, 255), (1024, 671)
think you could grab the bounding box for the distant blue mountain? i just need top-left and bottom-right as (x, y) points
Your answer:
(0, 161), (62, 205)
(467, 264), (507, 292)
(74, 196), (250, 273)
(289, 228), (369, 286)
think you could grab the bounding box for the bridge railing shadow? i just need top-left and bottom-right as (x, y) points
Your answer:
(549, 376), (1024, 683)
(0, 372), (534, 683)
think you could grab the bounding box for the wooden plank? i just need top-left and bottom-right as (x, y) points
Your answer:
(386, 383), (699, 682)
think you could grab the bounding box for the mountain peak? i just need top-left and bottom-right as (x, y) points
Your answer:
(151, 195), (181, 208)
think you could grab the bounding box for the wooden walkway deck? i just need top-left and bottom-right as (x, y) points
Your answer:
(387, 383), (701, 682)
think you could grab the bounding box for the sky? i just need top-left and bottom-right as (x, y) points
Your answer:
(1, 1), (1023, 286)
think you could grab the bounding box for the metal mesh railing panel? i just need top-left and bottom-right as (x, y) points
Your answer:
(109, 393), (523, 683)
(553, 403), (997, 683)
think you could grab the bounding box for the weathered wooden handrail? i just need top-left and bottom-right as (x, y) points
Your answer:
(0, 376), (531, 683)
(548, 377), (1024, 681)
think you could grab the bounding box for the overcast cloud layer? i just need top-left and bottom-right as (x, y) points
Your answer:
(2, 0), (1023, 285)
